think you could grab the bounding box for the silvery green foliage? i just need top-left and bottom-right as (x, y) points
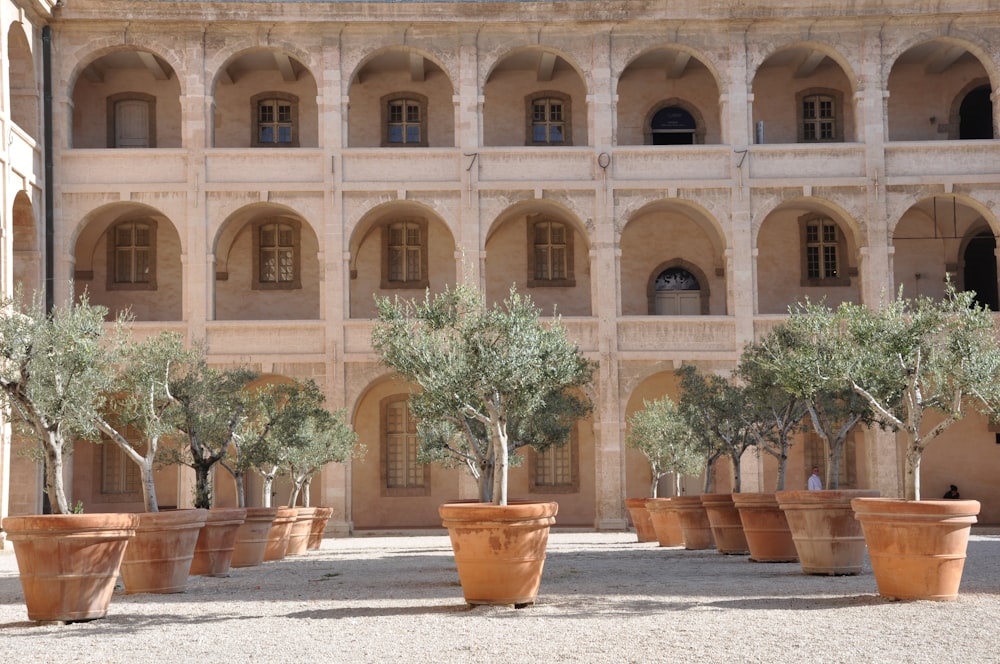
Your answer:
(372, 284), (596, 505)
(0, 290), (125, 514)
(626, 396), (704, 498)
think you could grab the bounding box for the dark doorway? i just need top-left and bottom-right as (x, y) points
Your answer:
(651, 106), (695, 145)
(959, 86), (993, 140)
(963, 233), (999, 311)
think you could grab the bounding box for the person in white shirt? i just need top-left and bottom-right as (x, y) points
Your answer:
(808, 466), (823, 491)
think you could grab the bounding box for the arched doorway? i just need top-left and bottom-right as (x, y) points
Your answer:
(653, 267), (700, 314)
(959, 85), (993, 139)
(963, 232), (998, 310)
(651, 106), (695, 145)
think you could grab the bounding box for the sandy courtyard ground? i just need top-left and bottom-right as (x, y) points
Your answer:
(1, 528), (998, 663)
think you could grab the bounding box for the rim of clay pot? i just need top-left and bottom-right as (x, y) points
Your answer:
(439, 501), (558, 525)
(851, 497), (981, 519)
(644, 498), (674, 513)
(776, 489), (879, 508)
(2, 512), (139, 537)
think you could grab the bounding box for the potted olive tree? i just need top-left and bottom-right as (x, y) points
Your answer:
(625, 396), (704, 546)
(95, 332), (213, 591)
(829, 287), (999, 599)
(372, 284), (595, 607)
(747, 303), (879, 574)
(0, 291), (137, 622)
(675, 365), (756, 554)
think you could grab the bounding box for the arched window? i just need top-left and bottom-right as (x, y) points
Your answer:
(653, 267), (701, 315)
(381, 219), (429, 289)
(650, 107), (696, 145)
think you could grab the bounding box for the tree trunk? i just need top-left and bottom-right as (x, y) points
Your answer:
(140, 464), (159, 512)
(44, 433), (69, 514)
(491, 420), (508, 506)
(262, 472), (275, 507)
(302, 477), (312, 507)
(193, 465), (212, 509)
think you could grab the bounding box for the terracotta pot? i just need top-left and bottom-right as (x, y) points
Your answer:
(308, 506), (334, 550)
(439, 501), (558, 607)
(701, 493), (750, 554)
(231, 507), (279, 568)
(263, 507), (298, 561)
(732, 492), (798, 562)
(624, 498), (658, 543)
(645, 498), (684, 547)
(285, 507), (317, 556)
(189, 507), (247, 577)
(668, 495), (715, 550)
(776, 489), (879, 575)
(852, 497), (980, 601)
(120, 509), (208, 594)
(1, 513), (138, 623)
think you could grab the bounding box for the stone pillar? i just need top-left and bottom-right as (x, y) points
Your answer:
(590, 31), (626, 530)
(728, 27), (754, 345)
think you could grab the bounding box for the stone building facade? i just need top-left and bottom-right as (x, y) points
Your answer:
(1, 0), (999, 540)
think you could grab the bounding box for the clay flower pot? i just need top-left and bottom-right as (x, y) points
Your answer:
(189, 507), (247, 577)
(776, 489), (879, 575)
(308, 506), (334, 550)
(120, 509), (208, 594)
(624, 498), (658, 543)
(852, 497), (980, 601)
(645, 498), (684, 547)
(263, 506), (298, 561)
(700, 493), (749, 555)
(1, 513), (138, 623)
(669, 495), (715, 550)
(231, 507), (279, 568)
(732, 492), (798, 563)
(285, 506), (317, 556)
(439, 501), (557, 607)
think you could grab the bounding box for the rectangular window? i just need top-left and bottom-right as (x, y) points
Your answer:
(253, 94), (298, 147)
(801, 94), (838, 143)
(806, 219), (839, 279)
(259, 223), (296, 284)
(531, 98), (567, 145)
(384, 96), (427, 147)
(382, 220), (428, 289)
(108, 220), (156, 291)
(528, 220), (573, 287)
(382, 398), (430, 496)
(102, 443), (141, 495)
(530, 436), (579, 494)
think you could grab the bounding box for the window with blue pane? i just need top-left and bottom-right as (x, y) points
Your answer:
(252, 93), (298, 147)
(383, 95), (427, 147)
(526, 93), (571, 145)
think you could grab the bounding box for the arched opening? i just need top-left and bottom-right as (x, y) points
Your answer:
(963, 233), (998, 311)
(650, 107), (695, 145)
(960, 85), (993, 139)
(652, 267), (701, 314)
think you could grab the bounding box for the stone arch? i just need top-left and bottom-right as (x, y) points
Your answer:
(8, 21), (38, 138)
(949, 78), (993, 139)
(643, 99), (707, 145)
(11, 190), (40, 300)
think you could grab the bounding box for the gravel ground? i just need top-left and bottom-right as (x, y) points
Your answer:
(1, 528), (999, 664)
